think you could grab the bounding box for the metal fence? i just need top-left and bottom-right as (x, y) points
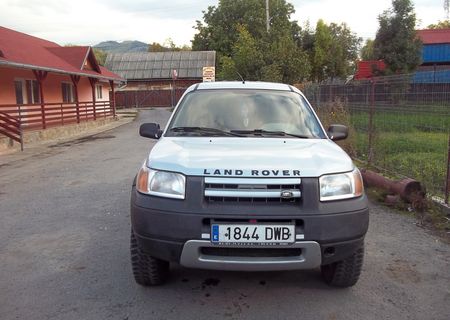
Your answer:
(114, 88), (186, 109)
(303, 72), (450, 203)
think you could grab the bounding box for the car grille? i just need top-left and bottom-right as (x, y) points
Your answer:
(204, 177), (301, 203)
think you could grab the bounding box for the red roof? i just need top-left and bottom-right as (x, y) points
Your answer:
(417, 29), (450, 45)
(0, 26), (123, 82)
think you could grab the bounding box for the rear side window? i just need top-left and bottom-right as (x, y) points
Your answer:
(167, 89), (325, 138)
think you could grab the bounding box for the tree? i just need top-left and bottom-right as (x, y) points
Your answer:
(311, 20), (332, 82)
(361, 39), (375, 60)
(92, 48), (107, 66)
(230, 25), (264, 80)
(193, 0), (310, 83)
(193, 0), (360, 83)
(266, 34), (310, 83)
(192, 0), (268, 56)
(373, 0), (422, 74)
(328, 23), (361, 79)
(148, 39), (191, 52)
(427, 20), (450, 29)
(148, 42), (168, 52)
(309, 20), (361, 82)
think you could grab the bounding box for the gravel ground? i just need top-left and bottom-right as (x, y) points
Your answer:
(0, 109), (449, 320)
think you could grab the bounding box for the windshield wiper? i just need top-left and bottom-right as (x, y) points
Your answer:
(230, 129), (311, 139)
(169, 126), (244, 137)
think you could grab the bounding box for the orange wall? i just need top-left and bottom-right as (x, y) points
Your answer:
(0, 66), (111, 105)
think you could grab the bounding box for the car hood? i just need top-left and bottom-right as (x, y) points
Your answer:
(147, 137), (354, 178)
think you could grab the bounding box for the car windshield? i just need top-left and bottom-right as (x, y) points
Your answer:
(166, 89), (326, 138)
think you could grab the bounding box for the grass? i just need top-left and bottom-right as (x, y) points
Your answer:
(350, 108), (450, 133)
(351, 108), (449, 198)
(316, 101), (449, 198)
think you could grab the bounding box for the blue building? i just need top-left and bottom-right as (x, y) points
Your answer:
(415, 29), (450, 83)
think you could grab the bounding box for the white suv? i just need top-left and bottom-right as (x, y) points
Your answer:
(130, 81), (369, 287)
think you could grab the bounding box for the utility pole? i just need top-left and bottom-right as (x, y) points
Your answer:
(445, 0), (450, 20)
(266, 0), (270, 32)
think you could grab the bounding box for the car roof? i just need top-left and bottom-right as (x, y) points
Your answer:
(191, 81), (295, 92)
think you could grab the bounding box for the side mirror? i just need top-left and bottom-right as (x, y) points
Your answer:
(140, 123), (163, 139)
(328, 124), (348, 141)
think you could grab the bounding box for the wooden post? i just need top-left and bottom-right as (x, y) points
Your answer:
(109, 80), (116, 118)
(89, 78), (98, 120)
(70, 75), (80, 123)
(18, 105), (23, 151)
(367, 80), (376, 166)
(33, 70), (48, 129)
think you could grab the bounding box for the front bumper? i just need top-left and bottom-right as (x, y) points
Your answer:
(180, 240), (322, 271)
(131, 181), (369, 270)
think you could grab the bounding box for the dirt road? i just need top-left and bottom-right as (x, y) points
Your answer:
(1, 109), (449, 320)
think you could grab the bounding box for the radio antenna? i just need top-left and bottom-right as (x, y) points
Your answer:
(236, 71), (245, 84)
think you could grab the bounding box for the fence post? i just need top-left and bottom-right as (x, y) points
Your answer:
(18, 105), (23, 151)
(109, 80), (116, 118)
(89, 78), (97, 121)
(70, 75), (80, 124)
(367, 80), (375, 166)
(445, 133), (450, 204)
(60, 103), (64, 125)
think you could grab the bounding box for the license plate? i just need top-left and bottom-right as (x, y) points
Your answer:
(211, 224), (295, 244)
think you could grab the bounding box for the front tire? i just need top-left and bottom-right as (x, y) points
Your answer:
(130, 230), (169, 286)
(321, 246), (364, 288)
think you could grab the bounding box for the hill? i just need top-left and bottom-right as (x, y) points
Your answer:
(93, 40), (148, 53)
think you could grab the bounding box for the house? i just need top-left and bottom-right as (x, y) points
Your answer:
(0, 26), (123, 145)
(355, 29), (450, 81)
(417, 28), (450, 66)
(105, 51), (215, 107)
(415, 28), (450, 82)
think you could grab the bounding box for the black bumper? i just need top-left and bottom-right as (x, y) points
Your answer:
(130, 179), (369, 266)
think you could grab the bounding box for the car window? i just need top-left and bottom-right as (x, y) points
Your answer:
(166, 89), (325, 138)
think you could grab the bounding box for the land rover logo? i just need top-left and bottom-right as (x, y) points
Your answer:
(280, 190), (294, 199)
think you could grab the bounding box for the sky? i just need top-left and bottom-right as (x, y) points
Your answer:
(0, 0), (446, 47)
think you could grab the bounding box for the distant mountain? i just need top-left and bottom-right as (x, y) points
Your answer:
(94, 40), (148, 53)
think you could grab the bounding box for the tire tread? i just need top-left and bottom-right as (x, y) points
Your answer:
(321, 246), (364, 287)
(130, 230), (169, 286)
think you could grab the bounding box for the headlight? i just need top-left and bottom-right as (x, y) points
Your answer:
(319, 168), (363, 201)
(136, 166), (186, 199)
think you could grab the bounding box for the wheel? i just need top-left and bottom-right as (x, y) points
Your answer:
(130, 229), (169, 286)
(320, 246), (364, 288)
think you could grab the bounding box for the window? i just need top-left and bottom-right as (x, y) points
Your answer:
(26, 80), (40, 104)
(61, 83), (74, 103)
(14, 80), (24, 104)
(15, 79), (40, 104)
(96, 84), (103, 99)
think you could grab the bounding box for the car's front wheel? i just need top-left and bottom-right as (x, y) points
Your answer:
(130, 229), (169, 286)
(320, 246), (364, 287)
